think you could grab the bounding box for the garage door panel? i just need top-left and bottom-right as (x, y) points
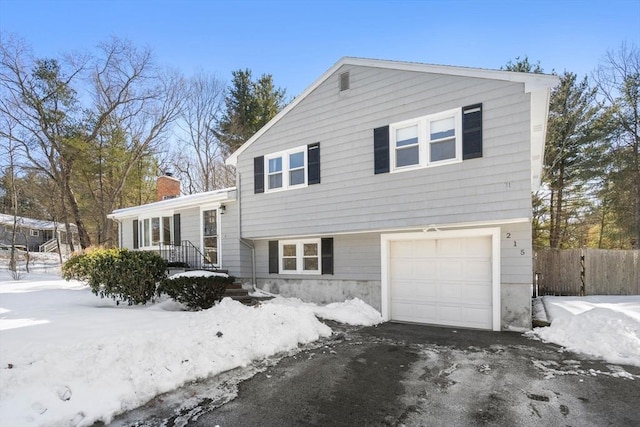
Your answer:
(464, 259), (492, 281)
(389, 234), (494, 330)
(439, 260), (464, 280)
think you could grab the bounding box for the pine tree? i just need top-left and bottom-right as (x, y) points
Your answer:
(217, 69), (286, 154)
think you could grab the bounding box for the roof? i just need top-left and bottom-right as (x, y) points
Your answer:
(108, 187), (236, 219)
(0, 213), (77, 231)
(225, 56), (560, 167)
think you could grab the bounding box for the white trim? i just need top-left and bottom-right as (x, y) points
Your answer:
(200, 205), (223, 268)
(225, 57), (559, 166)
(390, 108), (462, 172)
(264, 145), (308, 193)
(279, 238), (321, 275)
(244, 217), (530, 241)
(381, 227), (501, 331)
(108, 188), (236, 220)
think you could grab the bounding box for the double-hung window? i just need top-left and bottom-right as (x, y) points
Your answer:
(265, 146), (307, 192)
(139, 215), (173, 247)
(390, 108), (462, 171)
(279, 239), (320, 274)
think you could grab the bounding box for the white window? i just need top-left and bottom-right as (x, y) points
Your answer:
(139, 215), (173, 247)
(29, 229), (40, 237)
(390, 108), (462, 171)
(265, 146), (307, 192)
(203, 209), (218, 265)
(279, 239), (320, 274)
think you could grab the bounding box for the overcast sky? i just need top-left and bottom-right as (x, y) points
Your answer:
(1, 0), (639, 97)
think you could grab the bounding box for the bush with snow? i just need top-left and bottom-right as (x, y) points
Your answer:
(158, 273), (235, 310)
(62, 248), (167, 305)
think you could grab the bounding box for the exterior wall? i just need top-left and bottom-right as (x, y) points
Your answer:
(246, 221), (533, 330)
(236, 65), (533, 239)
(175, 206), (200, 246)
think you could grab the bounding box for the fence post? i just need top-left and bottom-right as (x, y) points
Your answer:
(580, 249), (586, 296)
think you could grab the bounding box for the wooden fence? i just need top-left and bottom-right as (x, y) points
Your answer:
(534, 249), (640, 296)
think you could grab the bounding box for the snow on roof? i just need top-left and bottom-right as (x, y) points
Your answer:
(0, 213), (76, 231)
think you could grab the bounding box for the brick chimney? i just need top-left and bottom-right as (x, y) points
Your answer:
(157, 173), (181, 201)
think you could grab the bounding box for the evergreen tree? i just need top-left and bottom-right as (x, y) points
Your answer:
(217, 69), (286, 153)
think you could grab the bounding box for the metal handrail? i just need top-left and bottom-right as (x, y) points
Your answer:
(157, 240), (216, 270)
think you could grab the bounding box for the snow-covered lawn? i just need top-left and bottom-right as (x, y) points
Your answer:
(0, 272), (382, 427)
(2, 268), (638, 427)
(528, 295), (640, 368)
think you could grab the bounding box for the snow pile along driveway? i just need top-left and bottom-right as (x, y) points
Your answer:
(529, 295), (640, 367)
(0, 273), (381, 426)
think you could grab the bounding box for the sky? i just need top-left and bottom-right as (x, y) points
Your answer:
(0, 0), (639, 98)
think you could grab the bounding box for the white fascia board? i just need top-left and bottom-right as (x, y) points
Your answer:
(530, 89), (553, 192)
(108, 188), (236, 220)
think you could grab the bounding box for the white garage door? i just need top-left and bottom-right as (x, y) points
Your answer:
(389, 235), (493, 329)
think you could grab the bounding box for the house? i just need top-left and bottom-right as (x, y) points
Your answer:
(108, 175), (241, 272)
(0, 213), (79, 253)
(111, 57), (559, 331)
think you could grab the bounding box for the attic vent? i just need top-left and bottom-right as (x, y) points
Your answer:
(339, 72), (350, 91)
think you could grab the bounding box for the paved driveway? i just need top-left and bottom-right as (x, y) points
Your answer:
(108, 322), (640, 426)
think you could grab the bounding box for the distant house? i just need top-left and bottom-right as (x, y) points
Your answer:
(0, 213), (79, 253)
(110, 57), (559, 331)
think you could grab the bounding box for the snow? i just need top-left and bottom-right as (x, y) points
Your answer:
(0, 272), (382, 426)
(528, 295), (640, 367)
(2, 268), (638, 426)
(168, 269), (229, 278)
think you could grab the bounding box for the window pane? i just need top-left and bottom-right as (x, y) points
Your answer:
(151, 217), (160, 244)
(396, 146), (419, 167)
(203, 210), (217, 236)
(303, 243), (318, 256)
(283, 244), (297, 257)
(304, 257), (318, 271)
(289, 151), (304, 169)
(269, 173), (283, 189)
(204, 236), (217, 264)
(162, 217), (171, 243)
(430, 117), (455, 140)
(430, 139), (456, 161)
(143, 219), (150, 246)
(290, 169), (305, 186)
(283, 258), (297, 270)
(396, 125), (419, 147)
(269, 157), (282, 173)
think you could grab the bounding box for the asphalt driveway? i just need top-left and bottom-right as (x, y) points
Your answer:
(107, 322), (640, 427)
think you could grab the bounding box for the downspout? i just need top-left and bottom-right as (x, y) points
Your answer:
(237, 172), (257, 287)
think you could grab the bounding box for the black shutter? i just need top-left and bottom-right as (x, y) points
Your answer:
(321, 237), (334, 275)
(268, 240), (279, 274)
(373, 125), (390, 174)
(462, 103), (483, 160)
(173, 214), (181, 246)
(308, 142), (320, 185)
(132, 220), (139, 249)
(254, 156), (264, 194)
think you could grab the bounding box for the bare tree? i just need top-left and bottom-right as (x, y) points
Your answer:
(0, 35), (184, 248)
(171, 72), (234, 193)
(593, 43), (640, 248)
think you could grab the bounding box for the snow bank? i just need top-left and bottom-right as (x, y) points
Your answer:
(267, 296), (384, 326)
(0, 273), (332, 426)
(529, 296), (640, 367)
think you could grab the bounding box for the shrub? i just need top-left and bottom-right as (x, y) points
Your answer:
(158, 274), (235, 310)
(63, 248), (167, 305)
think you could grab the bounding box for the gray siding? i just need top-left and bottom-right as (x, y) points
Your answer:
(176, 207), (200, 246)
(219, 201), (251, 277)
(237, 65), (533, 239)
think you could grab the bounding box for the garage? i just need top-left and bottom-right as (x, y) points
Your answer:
(381, 229), (500, 331)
